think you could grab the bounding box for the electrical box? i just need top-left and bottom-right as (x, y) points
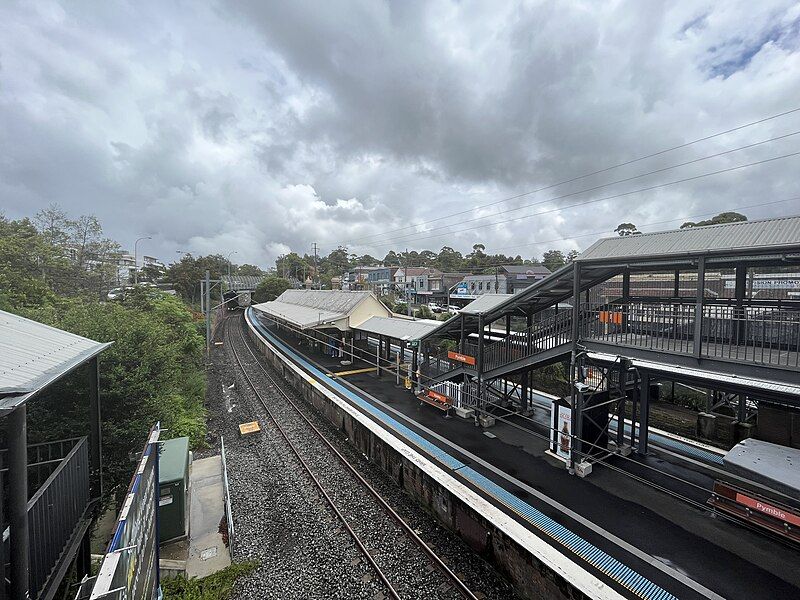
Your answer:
(158, 437), (190, 544)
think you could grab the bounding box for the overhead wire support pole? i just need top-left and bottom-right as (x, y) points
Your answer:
(205, 270), (211, 355)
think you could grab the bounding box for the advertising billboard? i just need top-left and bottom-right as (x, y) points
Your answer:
(90, 424), (161, 600)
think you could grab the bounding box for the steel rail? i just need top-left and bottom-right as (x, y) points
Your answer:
(225, 316), (402, 600)
(231, 316), (479, 600)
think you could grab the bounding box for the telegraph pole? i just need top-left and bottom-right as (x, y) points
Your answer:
(405, 248), (412, 316)
(205, 270), (211, 354)
(312, 243), (319, 289)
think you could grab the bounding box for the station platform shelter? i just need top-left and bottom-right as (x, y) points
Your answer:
(416, 216), (800, 470)
(0, 310), (108, 600)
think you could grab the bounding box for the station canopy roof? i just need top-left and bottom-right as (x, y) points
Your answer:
(252, 289), (383, 330)
(354, 316), (441, 341)
(0, 309), (111, 414)
(422, 216), (800, 342)
(578, 215), (800, 264)
(460, 294), (514, 315)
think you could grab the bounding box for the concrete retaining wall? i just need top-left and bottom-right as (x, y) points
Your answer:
(248, 324), (590, 600)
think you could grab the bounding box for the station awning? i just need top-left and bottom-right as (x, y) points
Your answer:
(252, 301), (346, 329)
(353, 316), (441, 342)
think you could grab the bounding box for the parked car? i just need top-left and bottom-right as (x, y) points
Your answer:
(428, 302), (444, 313)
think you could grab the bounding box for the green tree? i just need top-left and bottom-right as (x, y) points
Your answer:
(615, 222), (641, 236)
(681, 211), (747, 229)
(253, 276), (292, 302)
(435, 246), (464, 272)
(23, 291), (206, 500)
(237, 263), (265, 277)
(542, 249), (566, 271)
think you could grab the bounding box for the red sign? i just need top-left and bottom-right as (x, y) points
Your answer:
(447, 350), (476, 366)
(735, 493), (800, 528)
(427, 390), (449, 404)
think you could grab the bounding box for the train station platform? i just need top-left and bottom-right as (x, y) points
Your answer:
(246, 310), (800, 600)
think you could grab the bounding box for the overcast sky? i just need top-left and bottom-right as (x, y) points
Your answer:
(2, 1), (799, 268)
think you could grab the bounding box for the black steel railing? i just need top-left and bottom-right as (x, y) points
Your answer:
(1, 437), (91, 599)
(582, 302), (800, 369)
(483, 310), (573, 372)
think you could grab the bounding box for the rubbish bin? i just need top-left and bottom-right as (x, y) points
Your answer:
(158, 437), (190, 544)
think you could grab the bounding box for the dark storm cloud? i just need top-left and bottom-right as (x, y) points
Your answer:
(1, 0), (799, 267)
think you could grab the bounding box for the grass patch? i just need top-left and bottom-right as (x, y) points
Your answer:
(162, 562), (258, 600)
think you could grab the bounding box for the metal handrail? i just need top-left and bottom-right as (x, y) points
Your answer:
(582, 301), (800, 368)
(220, 436), (235, 559)
(483, 310), (573, 371)
(26, 436), (90, 598)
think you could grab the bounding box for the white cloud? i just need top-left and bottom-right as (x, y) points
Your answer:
(1, 0), (799, 268)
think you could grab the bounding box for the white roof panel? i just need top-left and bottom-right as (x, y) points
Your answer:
(579, 215), (800, 263)
(0, 310), (110, 412)
(461, 294), (515, 315)
(354, 316), (441, 341)
(276, 289), (374, 314)
(252, 301), (346, 329)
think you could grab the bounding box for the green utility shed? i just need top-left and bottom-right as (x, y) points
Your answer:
(158, 437), (190, 544)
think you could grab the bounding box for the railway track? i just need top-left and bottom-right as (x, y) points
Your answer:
(226, 315), (480, 600)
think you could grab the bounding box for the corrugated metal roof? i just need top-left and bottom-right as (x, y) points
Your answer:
(252, 301), (346, 329)
(353, 316), (441, 341)
(0, 310), (110, 413)
(276, 289), (375, 314)
(579, 215), (800, 263)
(222, 275), (263, 291)
(461, 294), (515, 315)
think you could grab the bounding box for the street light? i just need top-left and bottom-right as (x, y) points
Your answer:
(225, 251), (237, 278)
(134, 236), (152, 285)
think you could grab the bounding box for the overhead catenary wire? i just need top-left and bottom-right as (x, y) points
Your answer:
(363, 149), (800, 249)
(313, 197), (800, 273)
(346, 105), (800, 245)
(369, 131), (800, 247)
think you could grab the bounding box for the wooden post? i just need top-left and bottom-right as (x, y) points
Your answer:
(89, 356), (103, 499)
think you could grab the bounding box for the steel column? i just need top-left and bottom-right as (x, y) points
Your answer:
(637, 371), (651, 455)
(734, 264), (747, 345)
(737, 394), (747, 423)
(621, 268), (630, 330)
(570, 262), (581, 470)
(0, 454), (5, 600)
(693, 257), (706, 359)
(9, 405), (29, 600)
(629, 371), (639, 449)
(477, 314), (485, 412)
(89, 356), (103, 499)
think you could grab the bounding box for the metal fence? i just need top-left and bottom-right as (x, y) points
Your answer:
(582, 302), (800, 369)
(220, 436), (235, 560)
(483, 310), (573, 372)
(27, 437), (90, 598)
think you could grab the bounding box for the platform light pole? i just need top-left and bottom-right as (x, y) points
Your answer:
(134, 236), (151, 285)
(226, 251), (237, 278)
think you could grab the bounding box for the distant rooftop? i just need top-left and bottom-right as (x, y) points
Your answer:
(579, 215), (800, 263)
(501, 264), (551, 275)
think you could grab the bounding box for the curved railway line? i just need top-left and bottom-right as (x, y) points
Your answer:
(225, 314), (481, 600)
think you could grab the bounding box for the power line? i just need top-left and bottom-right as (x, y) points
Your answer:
(321, 197), (799, 273)
(367, 137), (800, 248)
(363, 150), (800, 250)
(346, 105), (800, 244)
